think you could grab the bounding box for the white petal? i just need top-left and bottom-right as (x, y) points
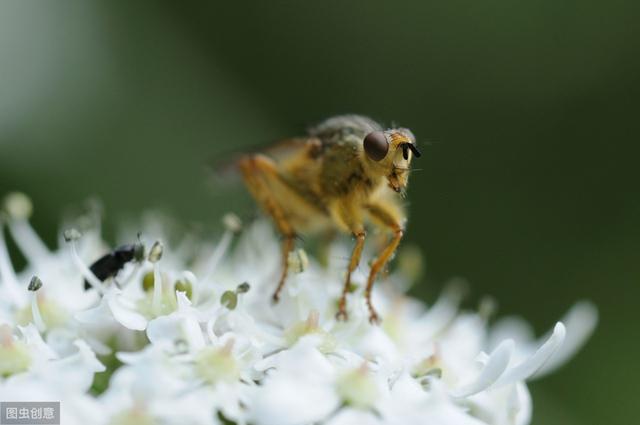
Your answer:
(35, 339), (106, 393)
(250, 376), (340, 425)
(402, 403), (487, 425)
(451, 339), (514, 397)
(110, 346), (186, 401)
(466, 381), (532, 425)
(532, 301), (598, 378)
(415, 281), (465, 340)
(175, 290), (191, 310)
(74, 296), (113, 325)
(18, 324), (58, 360)
(511, 382), (533, 425)
(147, 315), (181, 344)
(147, 312), (205, 351)
(72, 339), (106, 373)
(8, 219), (50, 264)
(107, 291), (148, 331)
(384, 377), (486, 425)
(389, 372), (430, 405)
(326, 409), (383, 425)
(492, 323), (566, 388)
(82, 335), (112, 356)
(488, 316), (535, 350)
(357, 326), (402, 364)
(249, 338), (339, 425)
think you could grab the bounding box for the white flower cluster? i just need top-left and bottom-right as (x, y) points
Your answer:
(0, 193), (597, 425)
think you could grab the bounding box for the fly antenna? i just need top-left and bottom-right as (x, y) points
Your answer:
(401, 144), (410, 160)
(407, 143), (422, 158)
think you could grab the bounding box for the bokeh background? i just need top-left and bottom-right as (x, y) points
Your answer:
(1, 1), (638, 424)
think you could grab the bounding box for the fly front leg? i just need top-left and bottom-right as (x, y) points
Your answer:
(336, 229), (366, 321)
(329, 200), (365, 321)
(239, 155), (296, 302)
(365, 202), (405, 324)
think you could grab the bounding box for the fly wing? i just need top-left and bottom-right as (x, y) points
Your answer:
(208, 137), (321, 183)
(255, 137), (321, 162)
(209, 115), (382, 181)
(308, 115), (382, 142)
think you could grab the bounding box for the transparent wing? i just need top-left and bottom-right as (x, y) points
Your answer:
(207, 137), (321, 184)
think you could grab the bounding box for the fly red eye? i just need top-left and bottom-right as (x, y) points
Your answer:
(363, 131), (389, 161)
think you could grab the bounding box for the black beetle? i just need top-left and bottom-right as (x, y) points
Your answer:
(84, 242), (144, 290)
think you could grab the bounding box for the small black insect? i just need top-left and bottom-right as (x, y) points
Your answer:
(84, 242), (145, 290)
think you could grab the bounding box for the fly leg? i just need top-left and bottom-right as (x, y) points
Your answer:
(328, 200), (366, 321)
(336, 229), (365, 321)
(364, 202), (405, 324)
(273, 235), (295, 302)
(238, 155), (296, 302)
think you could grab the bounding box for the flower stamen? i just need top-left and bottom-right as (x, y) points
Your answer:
(148, 241), (164, 315)
(201, 213), (242, 283)
(28, 276), (46, 332)
(64, 229), (106, 294)
(3, 192), (50, 263)
(0, 221), (24, 305)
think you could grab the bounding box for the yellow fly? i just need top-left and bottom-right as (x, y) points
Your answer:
(237, 115), (421, 323)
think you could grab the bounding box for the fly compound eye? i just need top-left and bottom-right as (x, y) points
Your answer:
(363, 131), (389, 161)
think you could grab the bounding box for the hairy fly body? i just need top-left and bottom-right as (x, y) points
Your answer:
(236, 115), (421, 323)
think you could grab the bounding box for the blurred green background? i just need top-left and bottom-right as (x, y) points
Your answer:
(1, 1), (638, 423)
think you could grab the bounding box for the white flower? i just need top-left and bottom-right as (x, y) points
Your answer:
(0, 194), (598, 425)
(146, 291), (206, 351)
(249, 336), (341, 425)
(1, 324), (105, 398)
(76, 287), (149, 332)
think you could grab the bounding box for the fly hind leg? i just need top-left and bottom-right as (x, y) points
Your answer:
(238, 155), (296, 303)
